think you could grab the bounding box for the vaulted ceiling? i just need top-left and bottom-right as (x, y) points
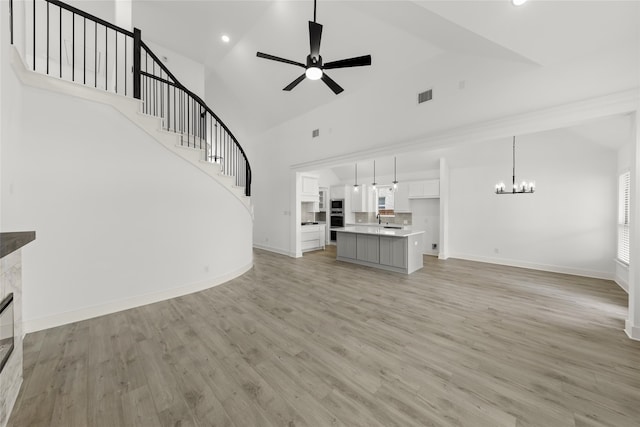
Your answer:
(132, 0), (640, 140)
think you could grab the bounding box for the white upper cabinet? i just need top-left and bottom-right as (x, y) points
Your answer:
(330, 185), (346, 200)
(394, 182), (410, 212)
(408, 179), (440, 199)
(301, 174), (319, 202)
(352, 184), (376, 212)
(318, 187), (328, 211)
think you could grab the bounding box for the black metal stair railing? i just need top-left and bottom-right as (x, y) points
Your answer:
(8, 0), (251, 197)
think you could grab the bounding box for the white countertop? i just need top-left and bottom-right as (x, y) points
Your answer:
(335, 226), (424, 237)
(346, 222), (410, 229)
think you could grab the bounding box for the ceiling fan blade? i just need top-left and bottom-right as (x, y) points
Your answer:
(321, 73), (344, 95)
(283, 74), (307, 91)
(257, 52), (305, 68)
(323, 55), (372, 70)
(309, 21), (323, 60)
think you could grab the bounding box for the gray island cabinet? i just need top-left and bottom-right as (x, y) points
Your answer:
(336, 227), (424, 274)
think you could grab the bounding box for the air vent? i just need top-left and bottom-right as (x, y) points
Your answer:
(418, 89), (433, 104)
(312, 129), (320, 138)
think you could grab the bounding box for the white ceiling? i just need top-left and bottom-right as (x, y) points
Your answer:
(132, 1), (640, 137)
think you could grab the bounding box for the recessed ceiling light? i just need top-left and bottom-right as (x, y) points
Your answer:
(221, 34), (230, 43)
(512, 0), (527, 5)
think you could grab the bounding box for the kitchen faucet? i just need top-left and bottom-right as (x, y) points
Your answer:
(376, 213), (381, 224)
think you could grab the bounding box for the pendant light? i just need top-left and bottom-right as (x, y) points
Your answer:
(372, 160), (377, 190)
(495, 136), (535, 194)
(392, 157), (398, 190)
(353, 163), (359, 192)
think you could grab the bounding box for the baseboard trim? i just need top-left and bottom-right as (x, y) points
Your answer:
(625, 321), (640, 341)
(448, 253), (614, 281)
(253, 243), (296, 258)
(22, 262), (253, 334)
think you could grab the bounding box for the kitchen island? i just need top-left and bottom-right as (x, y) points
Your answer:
(335, 226), (424, 274)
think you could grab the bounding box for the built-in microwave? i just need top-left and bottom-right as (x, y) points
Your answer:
(330, 199), (344, 215)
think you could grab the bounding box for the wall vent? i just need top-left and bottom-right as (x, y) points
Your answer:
(312, 129), (320, 138)
(418, 89), (433, 104)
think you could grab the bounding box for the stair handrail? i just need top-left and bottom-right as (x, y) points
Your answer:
(9, 0), (252, 197)
(138, 40), (251, 167)
(46, 0), (134, 37)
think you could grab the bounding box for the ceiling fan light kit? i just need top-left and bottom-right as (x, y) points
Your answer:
(256, 0), (372, 94)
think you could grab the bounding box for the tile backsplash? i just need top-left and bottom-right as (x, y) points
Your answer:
(301, 210), (315, 223)
(301, 210), (327, 223)
(354, 212), (412, 225)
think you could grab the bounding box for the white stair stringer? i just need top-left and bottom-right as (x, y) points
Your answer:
(10, 47), (253, 216)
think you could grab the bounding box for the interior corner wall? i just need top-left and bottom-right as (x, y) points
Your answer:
(447, 131), (618, 279)
(1, 83), (252, 332)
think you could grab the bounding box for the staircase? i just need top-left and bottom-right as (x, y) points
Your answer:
(8, 0), (252, 211)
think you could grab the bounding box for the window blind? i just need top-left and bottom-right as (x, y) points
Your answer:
(618, 171), (630, 265)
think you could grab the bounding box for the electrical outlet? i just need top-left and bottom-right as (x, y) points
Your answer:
(404, 220), (408, 224)
(494, 248), (499, 254)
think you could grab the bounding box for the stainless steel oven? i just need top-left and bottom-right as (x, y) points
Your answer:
(330, 199), (344, 242)
(330, 215), (344, 228)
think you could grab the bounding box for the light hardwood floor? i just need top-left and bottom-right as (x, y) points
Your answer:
(8, 247), (640, 426)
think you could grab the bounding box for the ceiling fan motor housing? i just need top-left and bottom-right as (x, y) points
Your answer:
(307, 55), (322, 68)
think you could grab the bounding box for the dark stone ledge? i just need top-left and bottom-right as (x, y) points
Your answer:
(0, 231), (36, 259)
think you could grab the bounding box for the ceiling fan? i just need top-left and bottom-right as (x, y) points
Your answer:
(256, 0), (372, 95)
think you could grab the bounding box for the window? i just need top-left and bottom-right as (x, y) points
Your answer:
(618, 171), (630, 265)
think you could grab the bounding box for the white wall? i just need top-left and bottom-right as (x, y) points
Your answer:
(250, 133), (293, 255)
(1, 83), (252, 332)
(410, 199), (440, 256)
(1, 7), (25, 233)
(66, 1), (115, 22)
(114, 0), (132, 30)
(447, 131), (618, 278)
(144, 40), (205, 99)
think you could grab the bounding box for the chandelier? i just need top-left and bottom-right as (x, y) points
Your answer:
(495, 136), (535, 194)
